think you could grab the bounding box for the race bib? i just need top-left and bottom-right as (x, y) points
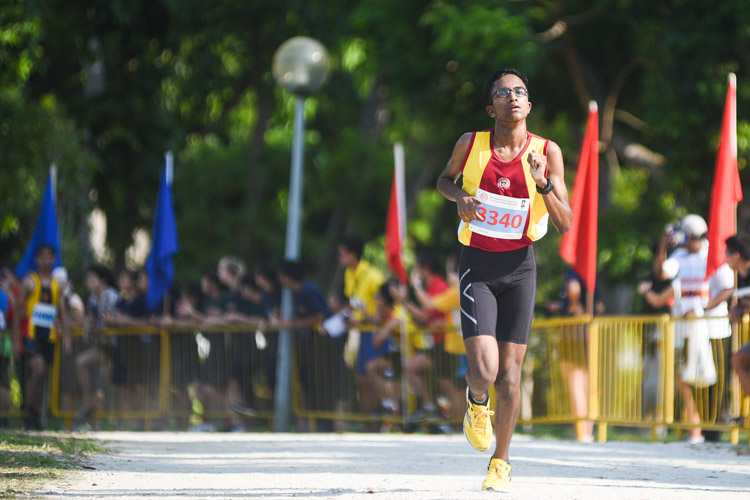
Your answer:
(469, 188), (529, 240)
(30, 302), (57, 328)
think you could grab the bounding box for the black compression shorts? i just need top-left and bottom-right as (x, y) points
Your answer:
(458, 245), (536, 345)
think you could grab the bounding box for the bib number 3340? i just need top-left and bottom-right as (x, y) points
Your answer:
(468, 188), (529, 240)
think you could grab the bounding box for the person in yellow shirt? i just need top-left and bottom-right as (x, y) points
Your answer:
(337, 236), (385, 418)
(14, 244), (71, 430)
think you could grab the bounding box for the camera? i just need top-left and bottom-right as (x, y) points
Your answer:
(665, 224), (686, 247)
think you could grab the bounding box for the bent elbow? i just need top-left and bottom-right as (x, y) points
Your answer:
(554, 219), (572, 235)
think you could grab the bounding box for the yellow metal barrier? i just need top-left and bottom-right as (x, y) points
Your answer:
(3, 314), (746, 441)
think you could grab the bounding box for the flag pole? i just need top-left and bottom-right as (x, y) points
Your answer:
(393, 142), (410, 423)
(163, 151), (174, 316)
(50, 164), (57, 203)
(165, 151), (174, 187)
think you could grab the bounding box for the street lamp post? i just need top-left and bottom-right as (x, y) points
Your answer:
(271, 37), (329, 431)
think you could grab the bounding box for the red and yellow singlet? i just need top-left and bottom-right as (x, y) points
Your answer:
(25, 273), (59, 342)
(458, 130), (550, 252)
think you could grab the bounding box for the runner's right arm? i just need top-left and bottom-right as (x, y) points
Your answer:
(437, 133), (482, 223)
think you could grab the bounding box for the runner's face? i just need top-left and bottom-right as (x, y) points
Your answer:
(487, 74), (531, 122)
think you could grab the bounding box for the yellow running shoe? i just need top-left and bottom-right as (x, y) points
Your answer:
(463, 389), (494, 451)
(482, 458), (512, 491)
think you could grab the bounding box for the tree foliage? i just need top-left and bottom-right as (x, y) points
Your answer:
(3, 0), (750, 312)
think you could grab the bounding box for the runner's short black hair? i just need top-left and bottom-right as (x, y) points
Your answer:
(485, 67), (529, 105)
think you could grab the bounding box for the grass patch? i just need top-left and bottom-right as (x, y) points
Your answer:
(0, 431), (108, 496)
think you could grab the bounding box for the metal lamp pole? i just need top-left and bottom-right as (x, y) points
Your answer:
(272, 37), (329, 431)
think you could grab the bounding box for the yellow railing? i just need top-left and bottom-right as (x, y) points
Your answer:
(4, 315), (748, 441)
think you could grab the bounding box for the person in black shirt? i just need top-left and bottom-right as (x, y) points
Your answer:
(276, 260), (331, 431)
(107, 270), (150, 427)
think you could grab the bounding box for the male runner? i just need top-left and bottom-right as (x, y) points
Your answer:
(437, 67), (572, 491)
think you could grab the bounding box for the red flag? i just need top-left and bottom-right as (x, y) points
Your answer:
(560, 101), (599, 293)
(385, 143), (407, 283)
(706, 73), (742, 279)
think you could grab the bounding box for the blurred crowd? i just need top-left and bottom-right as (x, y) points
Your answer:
(0, 236), (469, 433)
(2, 222), (750, 439)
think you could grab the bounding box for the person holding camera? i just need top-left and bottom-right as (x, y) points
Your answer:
(639, 214), (734, 443)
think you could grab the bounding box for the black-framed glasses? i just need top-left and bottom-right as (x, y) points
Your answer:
(493, 86), (528, 99)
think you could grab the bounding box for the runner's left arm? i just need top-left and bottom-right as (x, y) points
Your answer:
(527, 140), (572, 234)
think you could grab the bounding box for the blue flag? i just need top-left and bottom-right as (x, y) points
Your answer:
(15, 169), (61, 277)
(145, 159), (179, 311)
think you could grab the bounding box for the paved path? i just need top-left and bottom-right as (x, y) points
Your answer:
(47, 432), (750, 499)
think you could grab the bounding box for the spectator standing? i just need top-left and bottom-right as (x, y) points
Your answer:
(640, 215), (733, 443)
(423, 253), (468, 420)
(215, 256), (257, 422)
(200, 272), (226, 317)
(337, 236), (386, 419)
(637, 227), (682, 427)
(321, 290), (352, 432)
(107, 270), (150, 423)
(0, 267), (16, 427)
(553, 268), (602, 443)
(726, 233), (750, 403)
(14, 245), (71, 430)
(276, 260), (331, 431)
(366, 281), (416, 424)
(390, 252), (451, 421)
(254, 263), (282, 397)
(224, 274), (270, 414)
(218, 256), (246, 312)
(75, 265), (118, 427)
(225, 275), (266, 327)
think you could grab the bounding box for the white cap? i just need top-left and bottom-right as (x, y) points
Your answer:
(679, 214), (708, 239)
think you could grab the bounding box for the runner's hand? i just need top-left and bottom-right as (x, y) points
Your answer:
(527, 151), (547, 185)
(457, 193), (483, 222)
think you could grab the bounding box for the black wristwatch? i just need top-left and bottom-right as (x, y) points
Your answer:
(536, 177), (554, 195)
